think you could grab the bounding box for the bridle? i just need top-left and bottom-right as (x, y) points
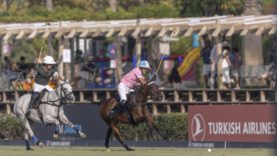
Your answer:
(58, 82), (74, 103)
(146, 81), (160, 99)
(43, 82), (74, 106)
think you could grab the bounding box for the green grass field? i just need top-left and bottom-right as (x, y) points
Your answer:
(0, 146), (274, 156)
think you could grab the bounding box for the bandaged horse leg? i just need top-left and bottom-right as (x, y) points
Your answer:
(22, 118), (44, 147)
(53, 125), (60, 139)
(24, 133), (31, 150)
(59, 113), (87, 138)
(109, 122), (134, 151)
(104, 128), (113, 151)
(43, 115), (62, 139)
(143, 105), (167, 140)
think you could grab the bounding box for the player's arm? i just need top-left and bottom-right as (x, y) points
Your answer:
(138, 78), (147, 85)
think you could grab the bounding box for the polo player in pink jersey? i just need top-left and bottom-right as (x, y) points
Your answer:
(108, 60), (151, 118)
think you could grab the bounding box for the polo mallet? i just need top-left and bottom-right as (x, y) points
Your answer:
(36, 23), (50, 67)
(155, 27), (174, 75)
(156, 55), (165, 75)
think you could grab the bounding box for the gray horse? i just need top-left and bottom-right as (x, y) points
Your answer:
(14, 82), (86, 150)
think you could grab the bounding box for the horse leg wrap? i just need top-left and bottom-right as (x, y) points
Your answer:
(25, 140), (31, 150)
(31, 136), (38, 144)
(73, 126), (80, 134)
(54, 126), (59, 134)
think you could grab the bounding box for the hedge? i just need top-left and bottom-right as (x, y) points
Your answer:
(0, 113), (188, 141)
(118, 113), (188, 141)
(0, 113), (25, 140)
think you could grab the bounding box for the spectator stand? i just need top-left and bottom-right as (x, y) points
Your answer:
(0, 15), (276, 114)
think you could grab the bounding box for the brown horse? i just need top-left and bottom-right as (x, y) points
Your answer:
(99, 80), (164, 151)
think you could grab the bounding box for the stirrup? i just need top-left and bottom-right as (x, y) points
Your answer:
(108, 110), (118, 119)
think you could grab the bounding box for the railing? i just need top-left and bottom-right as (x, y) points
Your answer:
(1, 88), (276, 115)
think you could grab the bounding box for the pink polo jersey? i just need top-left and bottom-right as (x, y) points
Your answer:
(121, 67), (144, 88)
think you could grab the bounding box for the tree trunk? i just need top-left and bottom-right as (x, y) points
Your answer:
(2, 0), (7, 11)
(46, 0), (53, 11)
(0, 38), (3, 73)
(2, 0), (13, 11)
(109, 0), (117, 12)
(17, 0), (24, 10)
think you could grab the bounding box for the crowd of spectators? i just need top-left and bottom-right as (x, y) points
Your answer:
(2, 56), (35, 91)
(201, 39), (243, 89)
(72, 52), (116, 89)
(199, 37), (276, 89)
(2, 40), (275, 91)
(1, 54), (117, 91)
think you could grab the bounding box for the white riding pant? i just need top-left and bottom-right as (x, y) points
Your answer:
(33, 83), (53, 93)
(118, 82), (130, 101)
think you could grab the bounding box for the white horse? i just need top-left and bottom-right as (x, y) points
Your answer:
(14, 81), (86, 150)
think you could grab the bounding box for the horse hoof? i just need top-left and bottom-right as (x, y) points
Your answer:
(80, 133), (87, 139)
(106, 148), (111, 152)
(53, 134), (59, 139)
(126, 148), (135, 151)
(26, 147), (33, 151)
(38, 142), (45, 148)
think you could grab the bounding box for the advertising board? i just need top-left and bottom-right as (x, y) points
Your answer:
(188, 105), (277, 142)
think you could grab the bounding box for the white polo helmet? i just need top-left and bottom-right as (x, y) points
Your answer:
(139, 60), (151, 69)
(43, 56), (56, 64)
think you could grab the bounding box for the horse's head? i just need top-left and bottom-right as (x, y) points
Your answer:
(146, 81), (163, 101)
(60, 81), (75, 102)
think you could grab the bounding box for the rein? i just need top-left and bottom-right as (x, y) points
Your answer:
(40, 83), (73, 106)
(147, 81), (156, 86)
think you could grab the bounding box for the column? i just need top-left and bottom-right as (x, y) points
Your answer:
(58, 38), (64, 75)
(242, 35), (263, 66)
(216, 39), (223, 89)
(115, 37), (123, 82)
(135, 38), (142, 66)
(70, 38), (75, 80)
(0, 38), (3, 73)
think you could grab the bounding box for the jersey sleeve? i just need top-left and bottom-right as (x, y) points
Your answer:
(134, 68), (143, 79)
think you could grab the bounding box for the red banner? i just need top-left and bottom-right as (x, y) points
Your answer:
(188, 105), (277, 142)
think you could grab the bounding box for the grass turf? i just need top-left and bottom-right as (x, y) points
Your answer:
(0, 146), (274, 156)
